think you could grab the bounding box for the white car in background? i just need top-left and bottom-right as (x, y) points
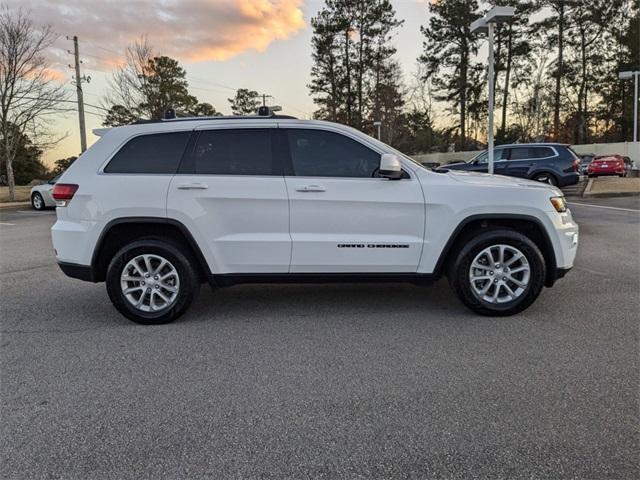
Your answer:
(30, 174), (60, 210)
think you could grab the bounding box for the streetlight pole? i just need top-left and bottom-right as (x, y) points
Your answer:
(487, 22), (495, 174)
(471, 6), (515, 175)
(634, 73), (638, 144)
(619, 70), (640, 169)
(373, 121), (382, 140)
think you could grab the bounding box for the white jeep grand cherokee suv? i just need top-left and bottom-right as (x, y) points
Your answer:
(51, 114), (578, 324)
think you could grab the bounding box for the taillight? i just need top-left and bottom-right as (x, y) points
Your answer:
(572, 159), (580, 172)
(52, 183), (79, 204)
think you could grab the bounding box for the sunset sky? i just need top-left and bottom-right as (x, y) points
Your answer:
(12, 0), (438, 165)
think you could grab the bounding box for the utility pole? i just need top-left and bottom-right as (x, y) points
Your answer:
(69, 36), (88, 152)
(261, 93), (273, 106)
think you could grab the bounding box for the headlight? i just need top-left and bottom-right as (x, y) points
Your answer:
(550, 196), (567, 213)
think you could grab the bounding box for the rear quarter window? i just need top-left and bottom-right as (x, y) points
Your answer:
(531, 147), (555, 159)
(104, 132), (191, 174)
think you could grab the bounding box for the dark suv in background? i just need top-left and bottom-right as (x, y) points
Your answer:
(440, 143), (581, 187)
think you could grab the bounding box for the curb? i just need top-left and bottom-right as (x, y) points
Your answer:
(582, 178), (640, 198)
(582, 191), (640, 198)
(0, 201), (31, 210)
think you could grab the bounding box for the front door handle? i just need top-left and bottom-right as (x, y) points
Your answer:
(296, 185), (326, 192)
(177, 182), (208, 190)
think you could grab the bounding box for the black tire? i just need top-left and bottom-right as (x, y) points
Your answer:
(447, 229), (546, 316)
(31, 192), (45, 210)
(532, 172), (558, 186)
(106, 237), (200, 325)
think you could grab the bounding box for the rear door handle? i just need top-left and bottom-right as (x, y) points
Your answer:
(296, 185), (326, 192)
(177, 182), (208, 190)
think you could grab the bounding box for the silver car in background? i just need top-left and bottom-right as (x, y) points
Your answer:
(30, 174), (60, 210)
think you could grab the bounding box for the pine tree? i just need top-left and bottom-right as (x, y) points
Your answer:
(419, 0), (480, 150)
(492, 0), (536, 138)
(142, 56), (198, 119)
(104, 38), (218, 123)
(228, 89), (261, 115)
(309, 0), (402, 129)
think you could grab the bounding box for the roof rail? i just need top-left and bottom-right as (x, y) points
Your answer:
(131, 114), (297, 125)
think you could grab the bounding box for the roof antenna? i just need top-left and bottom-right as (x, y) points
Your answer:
(164, 108), (176, 120)
(257, 106), (271, 117)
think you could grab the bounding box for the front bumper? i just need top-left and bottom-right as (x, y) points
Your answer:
(57, 261), (96, 282)
(544, 209), (579, 279)
(545, 266), (572, 287)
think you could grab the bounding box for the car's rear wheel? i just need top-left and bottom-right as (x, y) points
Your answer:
(532, 172), (558, 186)
(448, 229), (546, 316)
(31, 192), (45, 210)
(106, 237), (200, 324)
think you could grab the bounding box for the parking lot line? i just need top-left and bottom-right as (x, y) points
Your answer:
(568, 202), (639, 213)
(0, 222), (16, 226)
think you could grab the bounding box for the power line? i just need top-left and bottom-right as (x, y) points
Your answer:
(19, 96), (109, 113)
(94, 44), (121, 56)
(187, 76), (237, 92)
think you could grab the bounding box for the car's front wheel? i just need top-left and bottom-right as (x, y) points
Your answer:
(31, 192), (45, 210)
(106, 238), (200, 324)
(448, 229), (546, 316)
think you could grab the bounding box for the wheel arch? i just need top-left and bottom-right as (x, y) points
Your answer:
(529, 169), (559, 184)
(433, 214), (558, 287)
(91, 217), (211, 283)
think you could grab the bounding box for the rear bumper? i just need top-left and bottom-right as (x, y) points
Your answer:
(588, 170), (625, 176)
(57, 261), (96, 282)
(557, 172), (580, 187)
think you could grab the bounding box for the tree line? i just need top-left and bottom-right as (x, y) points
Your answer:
(1, 1), (638, 199)
(309, 0), (639, 152)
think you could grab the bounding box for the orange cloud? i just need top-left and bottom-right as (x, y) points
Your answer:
(11, 0), (306, 71)
(43, 68), (67, 83)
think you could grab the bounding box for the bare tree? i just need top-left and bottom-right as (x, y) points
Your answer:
(103, 36), (154, 119)
(0, 6), (68, 200)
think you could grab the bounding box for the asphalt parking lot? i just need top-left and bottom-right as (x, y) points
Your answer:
(1, 198), (638, 479)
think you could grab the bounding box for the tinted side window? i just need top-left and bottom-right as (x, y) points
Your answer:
(509, 146), (555, 161)
(475, 149), (506, 164)
(191, 129), (273, 175)
(531, 147), (554, 158)
(509, 147), (535, 160)
(104, 132), (190, 174)
(287, 129), (379, 178)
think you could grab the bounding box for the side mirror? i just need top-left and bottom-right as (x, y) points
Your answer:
(379, 153), (402, 179)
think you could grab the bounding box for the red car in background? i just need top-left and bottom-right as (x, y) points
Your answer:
(587, 155), (629, 177)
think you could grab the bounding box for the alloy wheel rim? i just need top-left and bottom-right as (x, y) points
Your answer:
(120, 254), (180, 313)
(33, 195), (42, 208)
(469, 244), (530, 304)
(537, 175), (554, 185)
